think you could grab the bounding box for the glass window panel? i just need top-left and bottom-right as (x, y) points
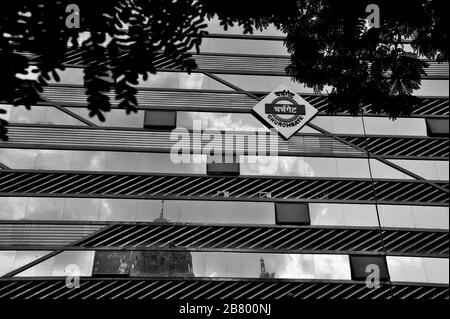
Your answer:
(435, 161), (449, 181)
(217, 74), (332, 94)
(193, 38), (288, 55)
(369, 159), (413, 179)
(192, 252), (349, 280)
(394, 118), (428, 136)
(219, 74), (271, 92)
(177, 111), (319, 134)
(135, 199), (168, 222)
(12, 251), (53, 274)
(310, 204), (379, 227)
(163, 201), (275, 225)
(0, 251), (51, 276)
(17, 251), (94, 277)
(0, 197), (27, 220)
(235, 39), (268, 55)
(204, 252), (245, 278)
(139, 200), (276, 224)
(35, 149), (72, 170)
(363, 117), (427, 136)
(67, 107), (144, 128)
(303, 156), (338, 178)
(387, 256), (427, 283)
(378, 205), (415, 228)
(7, 104), (45, 123)
(99, 199), (138, 221)
(129, 251), (195, 277)
(0, 104), (84, 126)
(48, 68), (84, 85)
(2, 149), (207, 174)
(0, 104), (11, 121)
(411, 206), (449, 230)
(388, 256), (450, 284)
(331, 117), (364, 135)
(49, 68), (231, 90)
(276, 254), (315, 279)
(51, 251), (95, 276)
(16, 252), (56, 277)
(379, 204), (450, 229)
(106, 151), (141, 172)
(342, 204), (378, 227)
(422, 258), (449, 284)
(139, 153), (206, 174)
(309, 203), (345, 226)
(200, 38), (239, 54)
(25, 197), (65, 220)
(415, 80), (449, 97)
(160, 200), (206, 223)
(241, 156), (338, 177)
(206, 17), (285, 36)
(177, 111), (269, 131)
(363, 117), (397, 135)
(265, 40), (289, 56)
(0, 148), (38, 169)
(314, 254), (351, 280)
(139, 72), (230, 90)
(27, 251), (352, 280)
(310, 116), (332, 133)
(70, 150), (107, 171)
(241, 156), (372, 178)
(62, 198), (101, 221)
(336, 158), (370, 178)
(390, 159), (442, 180)
(93, 251), (133, 276)
(0, 251), (18, 276)
(196, 37), (212, 52)
(311, 116), (364, 135)
(44, 107), (85, 126)
(0, 197), (276, 224)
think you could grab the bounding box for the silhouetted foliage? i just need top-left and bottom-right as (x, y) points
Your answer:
(282, 0), (447, 117)
(0, 0), (207, 140)
(0, 0), (448, 140)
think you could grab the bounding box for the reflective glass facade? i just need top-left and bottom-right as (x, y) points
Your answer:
(0, 17), (448, 300)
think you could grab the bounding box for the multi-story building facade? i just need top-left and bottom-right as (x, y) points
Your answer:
(0, 18), (448, 300)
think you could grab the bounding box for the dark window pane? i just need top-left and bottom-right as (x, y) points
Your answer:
(350, 255), (389, 281)
(144, 110), (177, 129)
(130, 251), (195, 278)
(207, 156), (240, 176)
(426, 119), (449, 137)
(275, 203), (310, 225)
(92, 251), (131, 276)
(207, 162), (240, 176)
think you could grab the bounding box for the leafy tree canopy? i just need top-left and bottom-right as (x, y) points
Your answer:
(0, 0), (447, 140)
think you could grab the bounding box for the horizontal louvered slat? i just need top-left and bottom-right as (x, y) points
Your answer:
(193, 54), (290, 75)
(0, 171), (448, 204)
(41, 86), (256, 110)
(371, 181), (448, 203)
(0, 224), (103, 246)
(27, 49), (449, 78)
(382, 229), (449, 256)
(424, 61), (449, 78)
(75, 225), (447, 257)
(37, 85), (450, 117)
(3, 126), (362, 155)
(303, 96), (450, 116)
(342, 136), (449, 159)
(0, 279), (446, 299)
(73, 224), (384, 253)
